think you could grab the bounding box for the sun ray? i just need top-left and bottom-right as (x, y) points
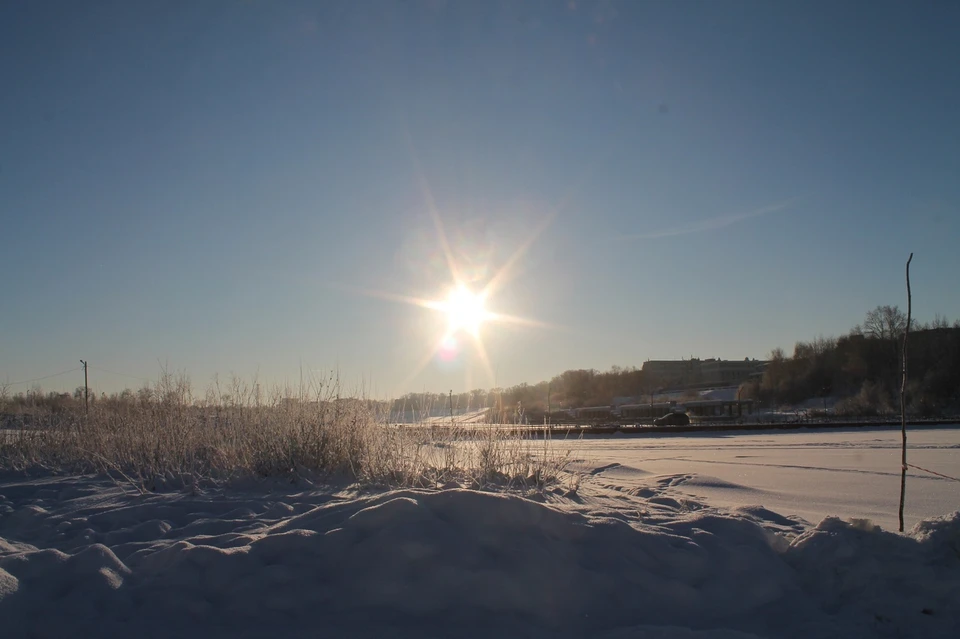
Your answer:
(404, 130), (462, 284)
(330, 282), (447, 312)
(484, 311), (559, 331)
(392, 335), (449, 400)
(481, 211), (556, 299)
(468, 332), (496, 387)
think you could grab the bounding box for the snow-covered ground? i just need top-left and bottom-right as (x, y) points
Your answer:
(574, 426), (960, 532)
(1, 427), (958, 638)
(418, 408), (492, 424)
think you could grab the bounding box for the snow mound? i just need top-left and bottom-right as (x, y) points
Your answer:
(0, 476), (958, 638)
(666, 474), (757, 491)
(786, 512), (960, 634)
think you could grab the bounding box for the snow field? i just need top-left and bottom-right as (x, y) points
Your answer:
(574, 427), (960, 531)
(1, 463), (958, 638)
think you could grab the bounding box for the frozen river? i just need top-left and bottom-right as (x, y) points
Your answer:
(572, 425), (960, 531)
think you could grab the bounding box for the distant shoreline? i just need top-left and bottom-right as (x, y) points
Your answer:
(394, 418), (960, 437)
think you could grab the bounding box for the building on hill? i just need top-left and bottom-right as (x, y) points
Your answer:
(641, 359), (703, 388)
(642, 358), (766, 390)
(698, 359), (766, 386)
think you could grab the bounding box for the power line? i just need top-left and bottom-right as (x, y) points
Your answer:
(2, 367), (83, 387)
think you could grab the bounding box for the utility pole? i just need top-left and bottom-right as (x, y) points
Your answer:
(80, 360), (89, 414)
(547, 382), (551, 426)
(449, 389), (453, 425)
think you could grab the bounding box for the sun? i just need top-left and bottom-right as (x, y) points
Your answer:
(345, 163), (559, 392)
(441, 284), (489, 337)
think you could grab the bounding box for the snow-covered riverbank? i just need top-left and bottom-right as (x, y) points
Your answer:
(2, 430), (959, 639)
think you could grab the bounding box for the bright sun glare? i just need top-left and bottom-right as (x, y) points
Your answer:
(442, 285), (488, 337)
(350, 156), (558, 392)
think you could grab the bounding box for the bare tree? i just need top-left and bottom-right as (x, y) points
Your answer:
(863, 305), (907, 341)
(811, 335), (837, 356)
(864, 305), (908, 393)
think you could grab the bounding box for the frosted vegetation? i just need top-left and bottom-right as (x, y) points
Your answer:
(0, 373), (577, 493)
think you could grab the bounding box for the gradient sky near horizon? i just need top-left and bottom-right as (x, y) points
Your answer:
(3, 0), (959, 398)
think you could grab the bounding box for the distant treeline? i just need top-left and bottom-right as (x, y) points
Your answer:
(5, 307), (959, 419)
(392, 306), (960, 418)
(390, 365), (649, 418)
(741, 307), (960, 416)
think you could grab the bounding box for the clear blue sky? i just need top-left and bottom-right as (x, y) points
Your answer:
(2, 1), (959, 398)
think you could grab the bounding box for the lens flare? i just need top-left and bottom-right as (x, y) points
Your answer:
(438, 334), (459, 362)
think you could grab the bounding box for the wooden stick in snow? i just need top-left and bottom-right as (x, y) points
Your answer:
(898, 252), (913, 533)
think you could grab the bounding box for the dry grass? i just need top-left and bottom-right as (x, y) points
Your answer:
(0, 373), (580, 494)
(371, 423), (580, 492)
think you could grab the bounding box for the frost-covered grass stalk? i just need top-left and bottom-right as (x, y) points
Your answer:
(0, 372), (577, 493)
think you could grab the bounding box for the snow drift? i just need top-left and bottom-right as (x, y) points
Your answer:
(0, 474), (957, 638)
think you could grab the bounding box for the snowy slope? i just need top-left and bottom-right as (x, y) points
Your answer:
(1, 469), (958, 639)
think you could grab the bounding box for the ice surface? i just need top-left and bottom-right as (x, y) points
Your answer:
(0, 427), (958, 638)
(576, 426), (960, 531)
